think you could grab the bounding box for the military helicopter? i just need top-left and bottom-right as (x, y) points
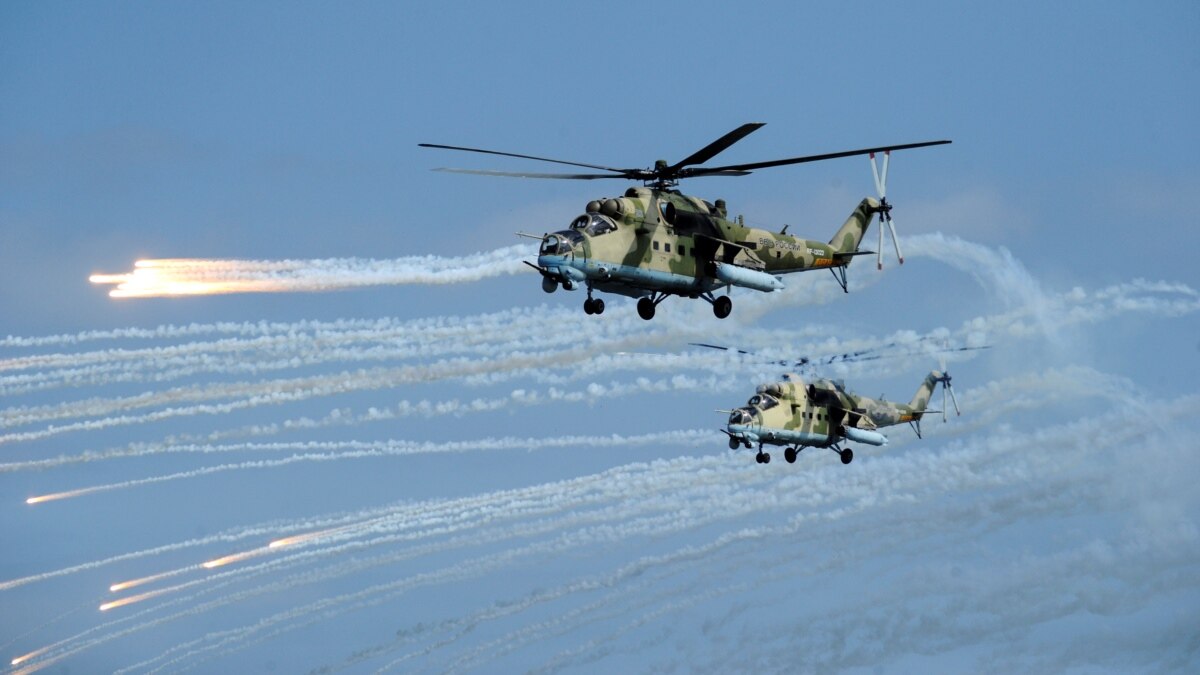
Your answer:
(725, 370), (959, 465)
(420, 124), (950, 320)
(700, 340), (982, 465)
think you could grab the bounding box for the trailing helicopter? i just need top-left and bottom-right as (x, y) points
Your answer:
(725, 370), (959, 466)
(699, 340), (983, 465)
(420, 124), (950, 320)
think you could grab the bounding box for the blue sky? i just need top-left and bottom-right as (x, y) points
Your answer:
(2, 2), (1198, 672)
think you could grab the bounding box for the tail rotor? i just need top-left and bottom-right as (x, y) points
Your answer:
(870, 151), (904, 270)
(935, 352), (961, 423)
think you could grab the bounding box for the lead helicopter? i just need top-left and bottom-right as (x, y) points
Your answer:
(699, 340), (983, 465)
(421, 123), (949, 320)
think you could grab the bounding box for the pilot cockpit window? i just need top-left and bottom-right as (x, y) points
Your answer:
(540, 233), (578, 256)
(571, 213), (617, 236)
(747, 394), (778, 410)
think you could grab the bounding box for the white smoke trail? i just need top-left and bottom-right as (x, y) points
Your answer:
(20, 430), (712, 503)
(378, 398), (1189, 672)
(277, 462), (1101, 672)
(129, 394), (1199, 673)
(25, 384), (1190, 667)
(142, 391), (1200, 667)
(7, 235), (1198, 671)
(6, 271), (1191, 428)
(8, 360), (1126, 495)
(88, 244), (538, 297)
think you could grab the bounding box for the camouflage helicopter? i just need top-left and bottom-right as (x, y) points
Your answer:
(700, 340), (980, 465)
(420, 124), (949, 320)
(724, 369), (959, 466)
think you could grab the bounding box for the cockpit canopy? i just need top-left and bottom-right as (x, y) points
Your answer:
(540, 229), (584, 256)
(747, 394), (779, 410)
(728, 408), (753, 425)
(569, 213), (618, 236)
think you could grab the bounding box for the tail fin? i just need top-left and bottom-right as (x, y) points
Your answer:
(828, 197), (880, 254)
(908, 371), (943, 411)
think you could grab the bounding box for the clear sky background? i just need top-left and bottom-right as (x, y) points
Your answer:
(2, 2), (1198, 672)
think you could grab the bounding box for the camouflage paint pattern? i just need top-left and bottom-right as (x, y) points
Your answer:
(535, 187), (881, 302)
(725, 370), (949, 452)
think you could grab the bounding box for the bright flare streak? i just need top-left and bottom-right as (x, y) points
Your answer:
(109, 569), (180, 593)
(108, 533), (319, 595)
(11, 646), (49, 666)
(99, 588), (165, 612)
(25, 487), (98, 505)
(268, 525), (350, 549)
(88, 245), (534, 298)
(201, 549), (263, 570)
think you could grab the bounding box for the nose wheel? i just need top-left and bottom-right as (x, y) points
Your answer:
(755, 451), (771, 464)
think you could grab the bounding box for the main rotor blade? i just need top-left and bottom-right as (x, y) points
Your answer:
(432, 167), (635, 180)
(432, 168), (751, 180)
(688, 342), (754, 355)
(419, 143), (631, 174)
(685, 139), (952, 176)
(691, 339), (989, 372)
(667, 123), (766, 173)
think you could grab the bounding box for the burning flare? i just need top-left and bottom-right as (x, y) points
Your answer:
(11, 646), (50, 666)
(99, 588), (167, 612)
(88, 246), (534, 298)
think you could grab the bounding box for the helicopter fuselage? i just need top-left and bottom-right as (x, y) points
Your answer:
(534, 187), (875, 319)
(725, 373), (943, 464)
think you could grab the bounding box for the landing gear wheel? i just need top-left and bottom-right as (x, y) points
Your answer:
(784, 447), (797, 464)
(755, 452), (765, 464)
(583, 298), (595, 315)
(840, 449), (854, 465)
(762, 452), (771, 464)
(591, 298), (604, 315)
(637, 297), (656, 320)
(728, 437), (740, 450)
(713, 295), (732, 319)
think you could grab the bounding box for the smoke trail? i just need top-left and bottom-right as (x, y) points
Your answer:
(88, 244), (538, 297)
(21, 430), (712, 503)
(127, 394), (1199, 673)
(99, 390), (1197, 672)
(8, 360), (1123, 492)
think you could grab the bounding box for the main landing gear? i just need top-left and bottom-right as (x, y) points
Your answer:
(700, 291), (732, 319)
(634, 292), (733, 320)
(583, 287), (605, 315)
(583, 297), (605, 315)
(752, 445), (849, 466)
(637, 293), (669, 320)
